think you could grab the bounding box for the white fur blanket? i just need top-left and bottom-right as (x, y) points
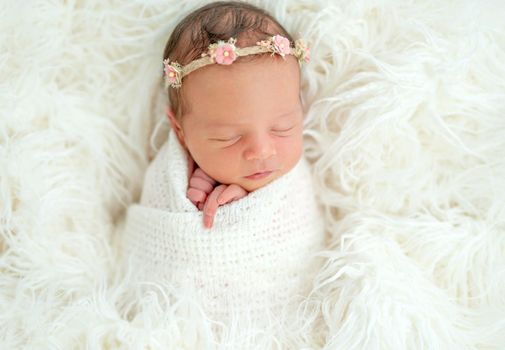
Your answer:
(119, 128), (326, 327)
(1, 0), (505, 349)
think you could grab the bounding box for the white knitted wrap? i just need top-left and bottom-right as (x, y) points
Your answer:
(119, 129), (326, 323)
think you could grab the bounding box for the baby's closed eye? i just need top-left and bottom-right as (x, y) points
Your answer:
(210, 126), (297, 143)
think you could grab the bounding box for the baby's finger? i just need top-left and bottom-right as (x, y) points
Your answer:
(217, 184), (248, 205)
(193, 168), (217, 185)
(189, 176), (215, 194)
(203, 185), (227, 229)
(187, 188), (206, 204)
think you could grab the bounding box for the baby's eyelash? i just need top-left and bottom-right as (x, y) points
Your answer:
(210, 126), (295, 142)
(211, 136), (240, 142)
(272, 126), (295, 132)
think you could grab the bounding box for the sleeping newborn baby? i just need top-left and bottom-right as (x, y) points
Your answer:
(170, 37), (304, 229)
(171, 37), (306, 229)
(120, 2), (325, 327)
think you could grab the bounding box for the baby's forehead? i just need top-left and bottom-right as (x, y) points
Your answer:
(183, 103), (302, 133)
(205, 109), (300, 125)
(180, 55), (301, 121)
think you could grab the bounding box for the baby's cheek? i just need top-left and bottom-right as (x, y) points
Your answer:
(278, 136), (303, 170)
(202, 150), (241, 184)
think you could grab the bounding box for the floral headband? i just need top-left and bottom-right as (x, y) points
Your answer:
(163, 34), (310, 89)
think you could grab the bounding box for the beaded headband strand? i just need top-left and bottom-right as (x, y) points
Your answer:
(163, 34), (310, 89)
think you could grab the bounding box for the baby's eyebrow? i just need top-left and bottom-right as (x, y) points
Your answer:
(205, 110), (297, 128)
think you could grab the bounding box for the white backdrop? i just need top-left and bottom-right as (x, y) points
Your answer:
(1, 0), (504, 349)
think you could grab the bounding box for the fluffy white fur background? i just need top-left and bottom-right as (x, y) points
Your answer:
(1, 0), (505, 349)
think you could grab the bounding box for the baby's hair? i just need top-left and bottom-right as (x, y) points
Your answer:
(162, 1), (295, 121)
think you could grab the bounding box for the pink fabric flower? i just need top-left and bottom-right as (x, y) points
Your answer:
(163, 59), (179, 84)
(214, 44), (237, 65)
(272, 35), (291, 56)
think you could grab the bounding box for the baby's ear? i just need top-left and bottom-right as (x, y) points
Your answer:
(165, 106), (187, 148)
(165, 105), (177, 126)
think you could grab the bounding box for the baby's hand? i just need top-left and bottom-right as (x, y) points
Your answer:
(203, 184), (248, 229)
(186, 167), (217, 211)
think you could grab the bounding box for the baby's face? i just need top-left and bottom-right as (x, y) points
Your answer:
(174, 55), (303, 192)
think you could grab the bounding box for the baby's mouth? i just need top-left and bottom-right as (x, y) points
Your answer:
(244, 170), (274, 180)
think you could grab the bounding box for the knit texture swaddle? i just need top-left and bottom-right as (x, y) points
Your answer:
(120, 128), (326, 324)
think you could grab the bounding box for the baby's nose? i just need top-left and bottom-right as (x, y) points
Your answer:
(244, 134), (276, 160)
